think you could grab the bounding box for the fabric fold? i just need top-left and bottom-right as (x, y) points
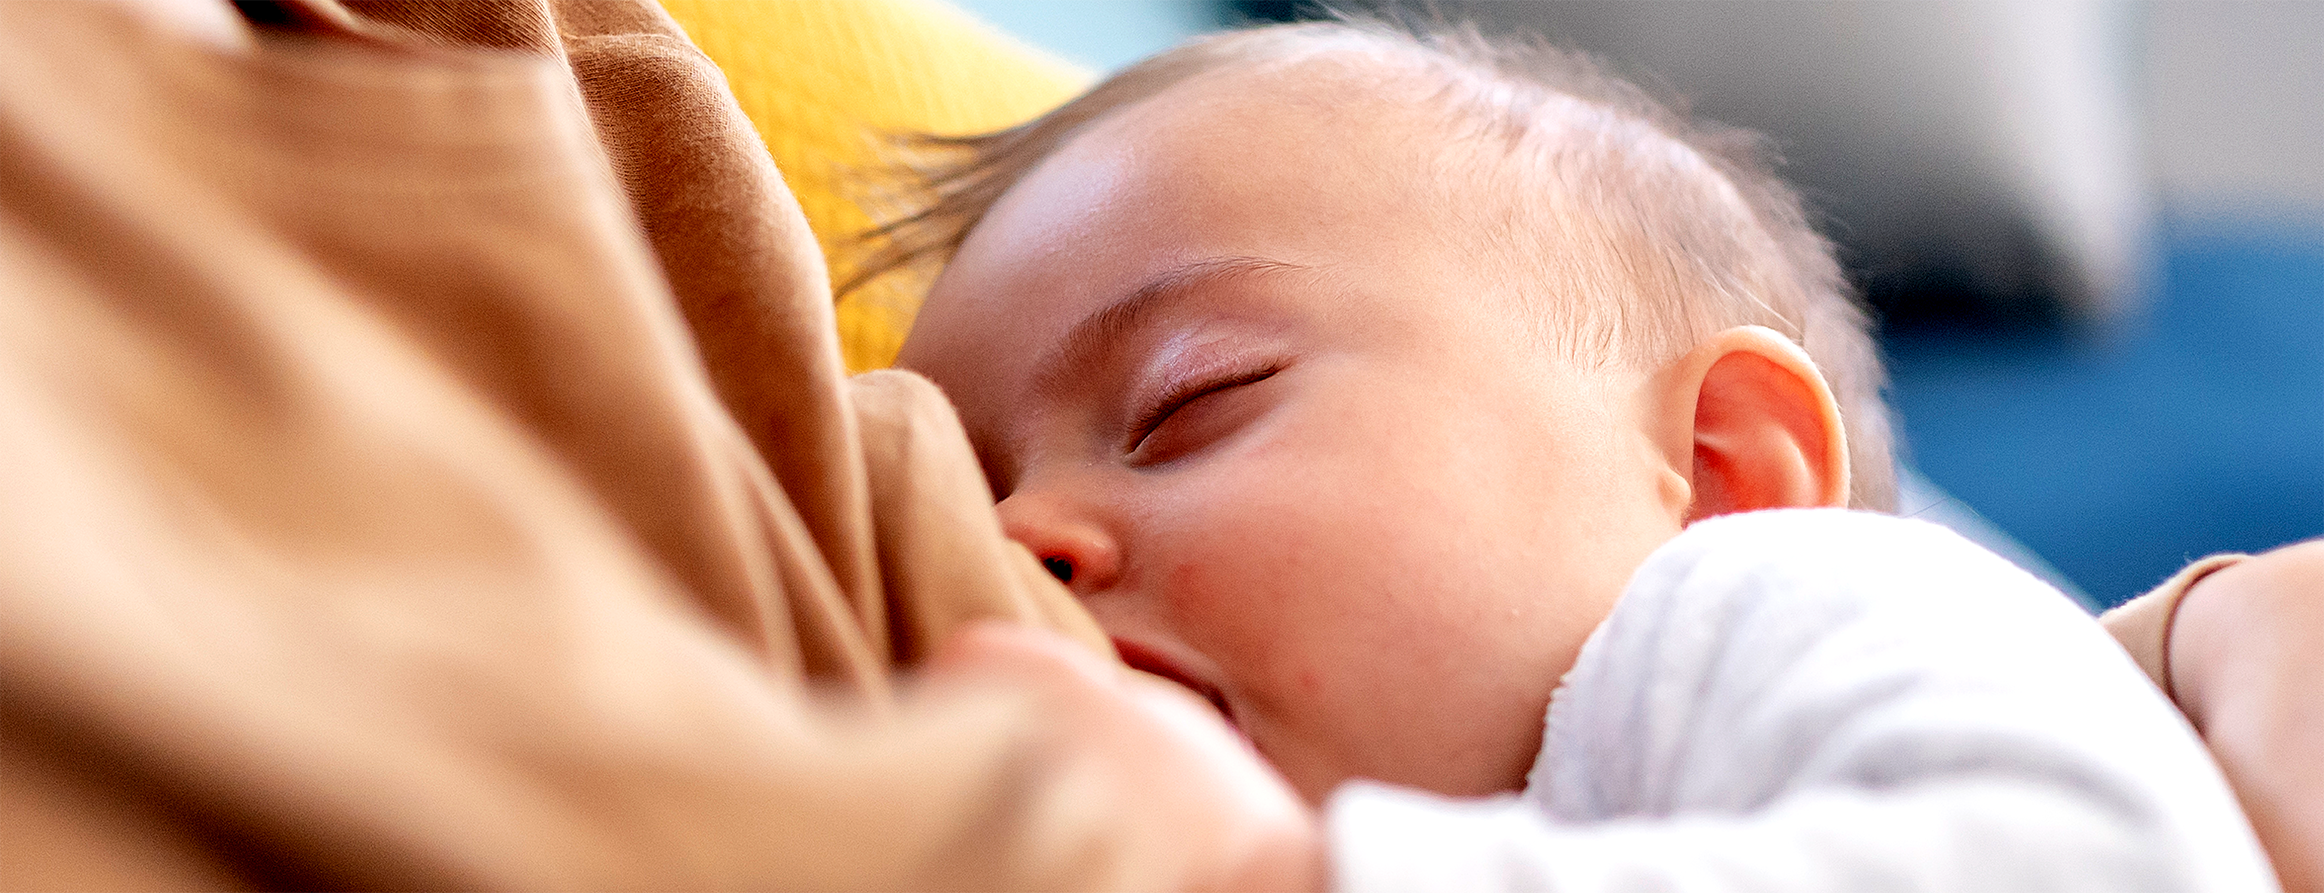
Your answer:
(0, 1), (1131, 888)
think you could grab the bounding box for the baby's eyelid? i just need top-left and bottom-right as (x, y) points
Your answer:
(1123, 365), (1280, 456)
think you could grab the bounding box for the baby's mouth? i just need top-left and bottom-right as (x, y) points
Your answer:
(1111, 637), (1238, 731)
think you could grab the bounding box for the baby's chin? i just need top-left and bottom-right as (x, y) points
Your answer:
(1264, 745), (1366, 808)
(1269, 726), (1544, 807)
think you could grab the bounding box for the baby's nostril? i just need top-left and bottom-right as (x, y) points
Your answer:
(1040, 555), (1074, 584)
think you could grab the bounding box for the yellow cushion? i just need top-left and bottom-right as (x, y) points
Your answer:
(658, 0), (1090, 372)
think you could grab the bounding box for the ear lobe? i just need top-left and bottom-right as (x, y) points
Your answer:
(1655, 326), (1850, 521)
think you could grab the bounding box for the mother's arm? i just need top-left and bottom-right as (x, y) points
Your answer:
(2113, 541), (2324, 891)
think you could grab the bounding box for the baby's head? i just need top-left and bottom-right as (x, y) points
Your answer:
(889, 22), (1893, 803)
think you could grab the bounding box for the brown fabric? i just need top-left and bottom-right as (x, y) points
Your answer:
(0, 1), (1175, 888)
(2102, 553), (2251, 703)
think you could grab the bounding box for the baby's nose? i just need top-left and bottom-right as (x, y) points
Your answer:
(995, 494), (1121, 595)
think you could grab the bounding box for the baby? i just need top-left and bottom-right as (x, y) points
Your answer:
(886, 22), (2276, 892)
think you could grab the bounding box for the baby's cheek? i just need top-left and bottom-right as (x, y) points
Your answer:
(1159, 556), (1277, 656)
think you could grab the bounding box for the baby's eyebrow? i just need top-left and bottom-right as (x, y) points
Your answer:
(1028, 255), (1308, 403)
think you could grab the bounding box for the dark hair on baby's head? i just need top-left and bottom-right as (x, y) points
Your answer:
(850, 19), (1896, 511)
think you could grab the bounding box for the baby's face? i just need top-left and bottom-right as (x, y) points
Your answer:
(899, 61), (1688, 802)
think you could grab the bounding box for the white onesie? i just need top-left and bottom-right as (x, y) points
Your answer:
(1327, 509), (2275, 893)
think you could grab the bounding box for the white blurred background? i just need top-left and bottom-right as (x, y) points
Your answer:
(952, 0), (2314, 222)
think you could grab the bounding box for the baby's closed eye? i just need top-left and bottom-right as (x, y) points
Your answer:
(1125, 365), (1282, 465)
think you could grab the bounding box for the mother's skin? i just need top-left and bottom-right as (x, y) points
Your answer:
(2163, 540), (2324, 891)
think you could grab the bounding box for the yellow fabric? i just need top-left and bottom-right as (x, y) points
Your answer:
(658, 0), (1090, 372)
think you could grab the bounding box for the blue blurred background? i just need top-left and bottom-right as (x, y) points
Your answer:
(955, 0), (2323, 609)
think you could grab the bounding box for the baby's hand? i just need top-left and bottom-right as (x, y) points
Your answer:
(929, 622), (1324, 892)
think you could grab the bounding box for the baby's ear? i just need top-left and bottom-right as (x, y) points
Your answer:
(1648, 326), (1849, 521)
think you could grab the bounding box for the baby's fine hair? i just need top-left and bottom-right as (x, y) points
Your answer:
(854, 20), (1897, 510)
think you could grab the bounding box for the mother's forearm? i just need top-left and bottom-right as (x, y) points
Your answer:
(2168, 540), (2324, 892)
